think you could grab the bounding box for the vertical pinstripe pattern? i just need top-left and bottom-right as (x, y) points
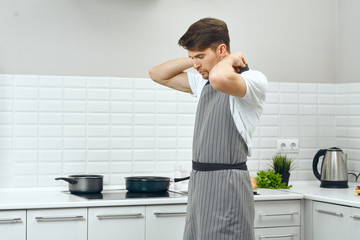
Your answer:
(183, 82), (255, 240)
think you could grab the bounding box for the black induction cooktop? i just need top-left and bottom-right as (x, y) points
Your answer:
(70, 189), (187, 200)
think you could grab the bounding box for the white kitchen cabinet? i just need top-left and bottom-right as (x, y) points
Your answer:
(0, 210), (26, 240)
(254, 200), (301, 240)
(88, 206), (146, 240)
(146, 204), (187, 240)
(255, 227), (300, 240)
(312, 201), (360, 240)
(254, 200), (301, 227)
(312, 201), (347, 240)
(27, 208), (87, 240)
(349, 206), (360, 232)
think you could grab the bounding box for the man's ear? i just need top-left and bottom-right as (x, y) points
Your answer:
(217, 44), (228, 59)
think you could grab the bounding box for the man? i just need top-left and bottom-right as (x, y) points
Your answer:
(149, 17), (267, 240)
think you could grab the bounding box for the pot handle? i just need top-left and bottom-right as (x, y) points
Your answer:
(174, 176), (190, 183)
(55, 177), (78, 185)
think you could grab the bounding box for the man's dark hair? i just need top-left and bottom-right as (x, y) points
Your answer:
(178, 17), (230, 52)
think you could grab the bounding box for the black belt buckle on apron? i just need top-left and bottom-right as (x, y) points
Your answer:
(192, 161), (247, 171)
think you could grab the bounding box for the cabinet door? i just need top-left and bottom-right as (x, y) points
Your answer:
(146, 204), (187, 240)
(349, 207), (360, 232)
(88, 206), (145, 240)
(0, 210), (26, 240)
(255, 226), (300, 240)
(254, 200), (300, 228)
(312, 201), (348, 240)
(27, 208), (87, 240)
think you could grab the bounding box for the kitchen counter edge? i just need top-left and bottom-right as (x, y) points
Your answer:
(0, 186), (302, 210)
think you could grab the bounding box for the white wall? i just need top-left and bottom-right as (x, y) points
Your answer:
(1, 74), (360, 188)
(336, 0), (360, 83)
(0, 0), (359, 188)
(0, 0), (336, 83)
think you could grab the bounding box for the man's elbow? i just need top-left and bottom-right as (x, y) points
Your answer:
(209, 72), (225, 91)
(148, 67), (154, 79)
(148, 67), (159, 83)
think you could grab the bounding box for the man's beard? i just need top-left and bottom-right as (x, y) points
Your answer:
(199, 70), (209, 79)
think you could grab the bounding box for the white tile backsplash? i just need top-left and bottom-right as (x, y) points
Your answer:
(1, 75), (360, 188)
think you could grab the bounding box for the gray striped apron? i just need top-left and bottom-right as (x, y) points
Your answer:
(183, 67), (255, 240)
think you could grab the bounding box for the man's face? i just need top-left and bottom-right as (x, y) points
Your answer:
(188, 48), (222, 79)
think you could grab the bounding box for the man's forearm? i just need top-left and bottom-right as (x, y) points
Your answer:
(148, 58), (193, 82)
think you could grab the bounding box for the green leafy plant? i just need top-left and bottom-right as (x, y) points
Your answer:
(270, 154), (294, 174)
(255, 169), (292, 189)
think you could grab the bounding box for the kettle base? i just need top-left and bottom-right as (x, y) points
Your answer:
(320, 180), (348, 188)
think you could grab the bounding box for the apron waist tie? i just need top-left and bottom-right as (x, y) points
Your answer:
(192, 161), (247, 171)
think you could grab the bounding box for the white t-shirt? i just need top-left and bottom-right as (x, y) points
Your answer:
(187, 70), (268, 157)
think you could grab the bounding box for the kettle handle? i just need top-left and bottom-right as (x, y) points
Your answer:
(312, 149), (327, 180)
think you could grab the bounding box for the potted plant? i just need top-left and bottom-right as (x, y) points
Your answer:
(270, 154), (294, 186)
(255, 169), (292, 189)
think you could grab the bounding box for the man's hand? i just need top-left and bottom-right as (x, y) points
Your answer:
(227, 52), (247, 73)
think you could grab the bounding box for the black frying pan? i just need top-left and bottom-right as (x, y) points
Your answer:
(125, 176), (190, 193)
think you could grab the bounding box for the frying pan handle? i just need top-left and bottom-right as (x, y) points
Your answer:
(174, 176), (190, 183)
(55, 177), (78, 185)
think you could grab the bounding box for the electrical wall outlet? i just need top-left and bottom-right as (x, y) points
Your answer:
(276, 138), (299, 153)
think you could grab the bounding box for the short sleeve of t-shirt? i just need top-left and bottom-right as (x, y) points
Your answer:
(239, 70), (268, 111)
(187, 72), (208, 97)
(231, 70), (268, 156)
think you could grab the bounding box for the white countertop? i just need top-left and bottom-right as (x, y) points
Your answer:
(255, 188), (303, 201)
(0, 181), (359, 210)
(0, 185), (302, 210)
(281, 180), (360, 208)
(0, 187), (187, 210)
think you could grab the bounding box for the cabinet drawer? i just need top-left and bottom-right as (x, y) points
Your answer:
(88, 206), (145, 240)
(146, 204), (187, 240)
(27, 208), (87, 240)
(0, 210), (26, 240)
(254, 200), (300, 228)
(255, 226), (300, 240)
(350, 206), (360, 226)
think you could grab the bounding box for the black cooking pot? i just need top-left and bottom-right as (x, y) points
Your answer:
(55, 174), (103, 194)
(125, 176), (190, 193)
